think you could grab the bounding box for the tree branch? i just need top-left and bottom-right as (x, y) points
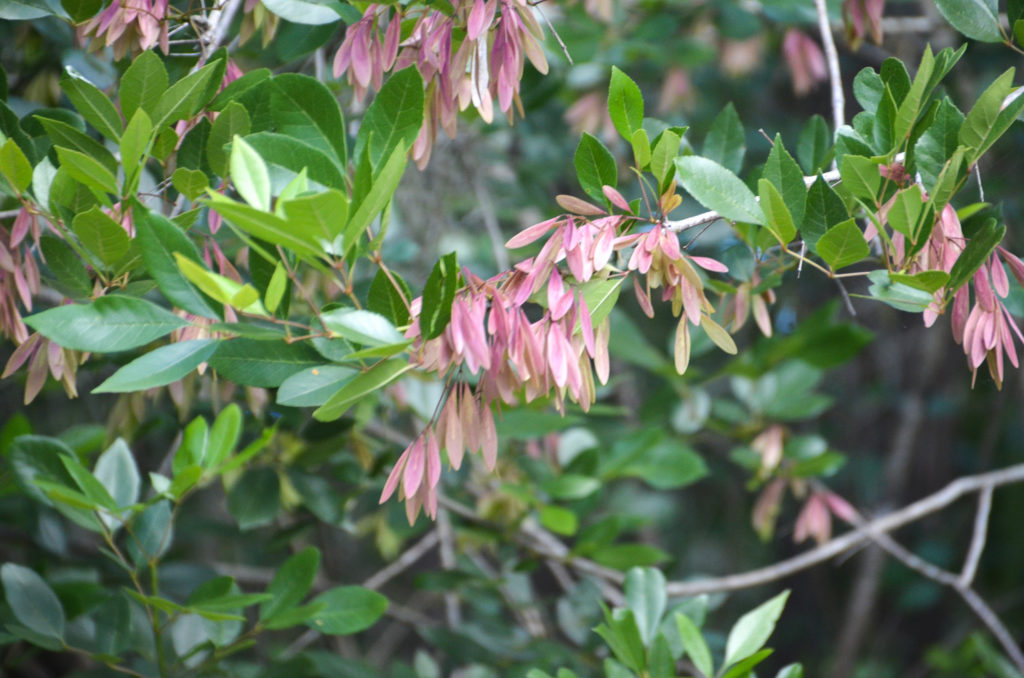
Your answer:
(959, 483), (993, 588)
(813, 0), (845, 145)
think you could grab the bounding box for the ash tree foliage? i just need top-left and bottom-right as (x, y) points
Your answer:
(2, 0), (1024, 676)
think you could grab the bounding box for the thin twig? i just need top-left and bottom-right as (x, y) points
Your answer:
(813, 0), (844, 151)
(959, 484), (993, 588)
(362, 529), (440, 590)
(534, 3), (573, 64)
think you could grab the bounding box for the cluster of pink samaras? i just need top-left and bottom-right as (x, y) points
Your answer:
(334, 0), (548, 168)
(382, 187), (739, 522)
(870, 178), (1024, 388)
(79, 0), (170, 59)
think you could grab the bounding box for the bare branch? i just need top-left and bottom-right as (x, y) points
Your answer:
(813, 0), (845, 149)
(362, 529), (440, 590)
(959, 483), (993, 588)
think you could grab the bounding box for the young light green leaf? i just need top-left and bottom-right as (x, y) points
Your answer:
(174, 253), (267, 316)
(721, 648), (774, 678)
(674, 156), (764, 225)
(277, 365), (357, 407)
(608, 67), (644, 140)
(206, 403), (242, 470)
(758, 179), (796, 244)
(631, 128), (651, 169)
(723, 589), (790, 667)
(675, 613), (713, 678)
(119, 50), (168, 121)
(0, 138), (32, 193)
(703, 103), (745, 175)
(206, 193), (324, 262)
(25, 295), (188, 352)
(934, 0), (1002, 42)
(624, 567), (666, 647)
(575, 132), (617, 202)
(650, 130), (680, 189)
(280, 189), (349, 250)
(230, 134), (270, 211)
(1, 564), (65, 642)
(313, 360), (413, 421)
(93, 339), (220, 393)
(893, 45), (934, 142)
(171, 167), (210, 201)
(72, 206), (130, 267)
(120, 109), (152, 188)
(264, 261), (288, 314)
(61, 68), (122, 141)
(306, 586), (387, 634)
(887, 185), (925, 241)
(816, 219), (870, 271)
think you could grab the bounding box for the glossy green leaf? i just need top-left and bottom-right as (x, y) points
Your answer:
(724, 590), (789, 667)
(208, 338), (323, 388)
(228, 467), (280, 530)
(136, 210), (219, 319)
(1, 564), (65, 641)
(624, 567), (666, 647)
(575, 132), (617, 201)
(357, 67), (424, 171)
(650, 130), (680, 189)
(94, 339), (220, 393)
(277, 365), (357, 407)
(119, 50), (167, 121)
(866, 271), (934, 312)
(126, 500), (173, 564)
(853, 67), (884, 111)
(209, 68), (271, 112)
(261, 0), (341, 24)
(676, 613), (713, 678)
(270, 74), (347, 167)
(894, 46), (934, 142)
(72, 206), (130, 267)
(802, 175), (847, 249)
(259, 546), (320, 620)
(367, 268), (412, 326)
(343, 142), (407, 257)
(631, 128), (651, 168)
(93, 438), (140, 513)
(758, 179), (796, 245)
(763, 135), (806, 225)
(935, 0), (1002, 42)
(280, 188), (349, 250)
(674, 156), (764, 225)
(174, 253), (267, 316)
(797, 114), (830, 174)
(322, 307), (403, 347)
(206, 193), (324, 261)
(313, 359), (413, 421)
(245, 132), (346, 191)
(39, 233), (91, 298)
(421, 251), (459, 340)
(887, 185), (925, 241)
(25, 295), (187, 352)
(230, 134), (270, 211)
(206, 101), (250, 176)
(703, 102), (744, 175)
(914, 97), (964, 190)
(542, 474), (601, 500)
(307, 586), (387, 635)
(120, 109), (152, 188)
(722, 648), (774, 678)
(0, 138), (31, 193)
(60, 69), (122, 141)
(61, 0), (102, 20)
(34, 115), (117, 176)
(594, 608), (646, 672)
(55, 146), (119, 197)
(960, 68), (1024, 165)
(839, 155), (880, 203)
(206, 403), (242, 470)
(171, 167), (210, 201)
(816, 219), (870, 271)
(264, 262), (287, 314)
(151, 59), (222, 130)
(608, 67), (644, 140)
(947, 219), (1006, 293)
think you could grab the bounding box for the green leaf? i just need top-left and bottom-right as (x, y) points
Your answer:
(263, 602), (326, 630)
(206, 101), (250, 176)
(675, 613), (713, 678)
(0, 138), (32, 193)
(59, 452), (118, 510)
(367, 269), (411, 326)
(758, 179), (796, 245)
(280, 188), (349, 251)
(631, 128), (651, 168)
(890, 270), (949, 293)
(119, 51), (167, 121)
(264, 262), (287, 314)
(207, 404), (242, 470)
(797, 114), (830, 174)
(1, 564), (65, 642)
(947, 219), (1006, 293)
(72, 206), (130, 267)
(959, 68), (1024, 165)
(539, 504), (578, 536)
(93, 438), (140, 510)
(594, 608), (646, 672)
(674, 156), (764, 225)
(342, 142), (407, 257)
(136, 210), (219, 319)
(313, 359), (413, 421)
(542, 474), (601, 500)
(894, 46), (935, 142)
(174, 253), (267, 316)
(591, 543), (669, 570)
(60, 69), (122, 141)
(208, 338), (323, 388)
(624, 567), (666, 647)
(357, 67), (424, 171)
(608, 67), (644, 140)
(93, 339), (220, 393)
(815, 219), (870, 271)
(33, 115), (118, 176)
(39, 233), (91, 298)
(575, 133), (617, 202)
(721, 649), (773, 678)
(245, 132), (346, 192)
(703, 102), (745, 175)
(776, 664), (804, 678)
(307, 586), (387, 634)
(887, 185), (925, 241)
(25, 295), (188, 352)
(151, 59), (222, 130)
(802, 175), (847, 249)
(914, 98), (964, 190)
(230, 135), (271, 211)
(228, 467), (280, 530)
(126, 500), (173, 564)
(650, 130), (680, 189)
(171, 167), (210, 201)
(261, 0), (341, 23)
(579, 275), (624, 327)
(206, 193), (325, 262)
(260, 546), (320, 621)
(55, 146), (118, 197)
(763, 135), (806, 226)
(120, 109), (152, 187)
(210, 68), (271, 112)
(421, 251), (459, 340)
(839, 155), (881, 203)
(935, 0), (1002, 42)
(277, 365), (357, 407)
(866, 270), (935, 312)
(724, 590), (789, 667)
(270, 74), (347, 167)
(321, 307), (403, 347)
